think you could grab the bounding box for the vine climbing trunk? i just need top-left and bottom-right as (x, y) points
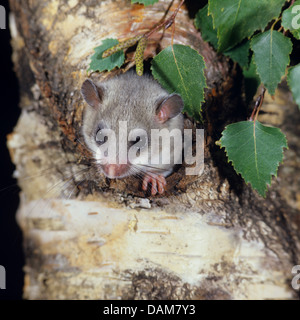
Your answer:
(7, 0), (300, 299)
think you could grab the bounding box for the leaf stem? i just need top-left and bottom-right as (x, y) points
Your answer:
(271, 17), (281, 31)
(249, 87), (266, 122)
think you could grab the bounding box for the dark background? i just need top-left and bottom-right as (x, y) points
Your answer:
(0, 0), (23, 300)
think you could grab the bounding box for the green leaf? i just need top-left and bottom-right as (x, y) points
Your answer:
(224, 39), (250, 68)
(287, 64), (300, 109)
(131, 0), (159, 5)
(219, 121), (287, 197)
(195, 5), (251, 68)
(282, 0), (300, 39)
(194, 5), (250, 67)
(194, 4), (218, 49)
(208, 0), (286, 52)
(242, 56), (261, 104)
(151, 45), (206, 119)
(88, 39), (125, 72)
(251, 30), (292, 96)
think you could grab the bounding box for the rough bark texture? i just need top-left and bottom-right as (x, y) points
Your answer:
(7, 0), (300, 299)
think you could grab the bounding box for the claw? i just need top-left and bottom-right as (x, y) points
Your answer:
(142, 174), (167, 195)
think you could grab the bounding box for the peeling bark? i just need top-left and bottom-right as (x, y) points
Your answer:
(7, 0), (300, 299)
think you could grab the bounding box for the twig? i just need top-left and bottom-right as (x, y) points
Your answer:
(249, 87), (266, 122)
(102, 0), (185, 59)
(144, 0), (185, 39)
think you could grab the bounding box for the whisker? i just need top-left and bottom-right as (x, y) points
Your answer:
(136, 163), (166, 172)
(0, 161), (69, 194)
(22, 167), (92, 228)
(28, 166), (89, 199)
(127, 165), (149, 182)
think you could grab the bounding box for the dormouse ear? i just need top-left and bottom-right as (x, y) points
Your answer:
(81, 79), (104, 109)
(155, 94), (184, 123)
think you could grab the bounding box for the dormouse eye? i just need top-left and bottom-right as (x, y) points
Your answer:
(139, 135), (147, 148)
(95, 129), (108, 145)
(129, 135), (147, 148)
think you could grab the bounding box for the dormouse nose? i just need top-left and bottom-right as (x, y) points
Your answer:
(103, 164), (129, 178)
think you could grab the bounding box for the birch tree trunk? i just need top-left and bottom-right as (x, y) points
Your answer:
(7, 0), (300, 299)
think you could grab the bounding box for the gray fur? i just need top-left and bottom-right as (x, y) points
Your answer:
(81, 71), (184, 177)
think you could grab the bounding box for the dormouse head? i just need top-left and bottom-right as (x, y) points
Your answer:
(80, 73), (184, 179)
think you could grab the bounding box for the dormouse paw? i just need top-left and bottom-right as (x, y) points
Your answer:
(142, 174), (167, 196)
